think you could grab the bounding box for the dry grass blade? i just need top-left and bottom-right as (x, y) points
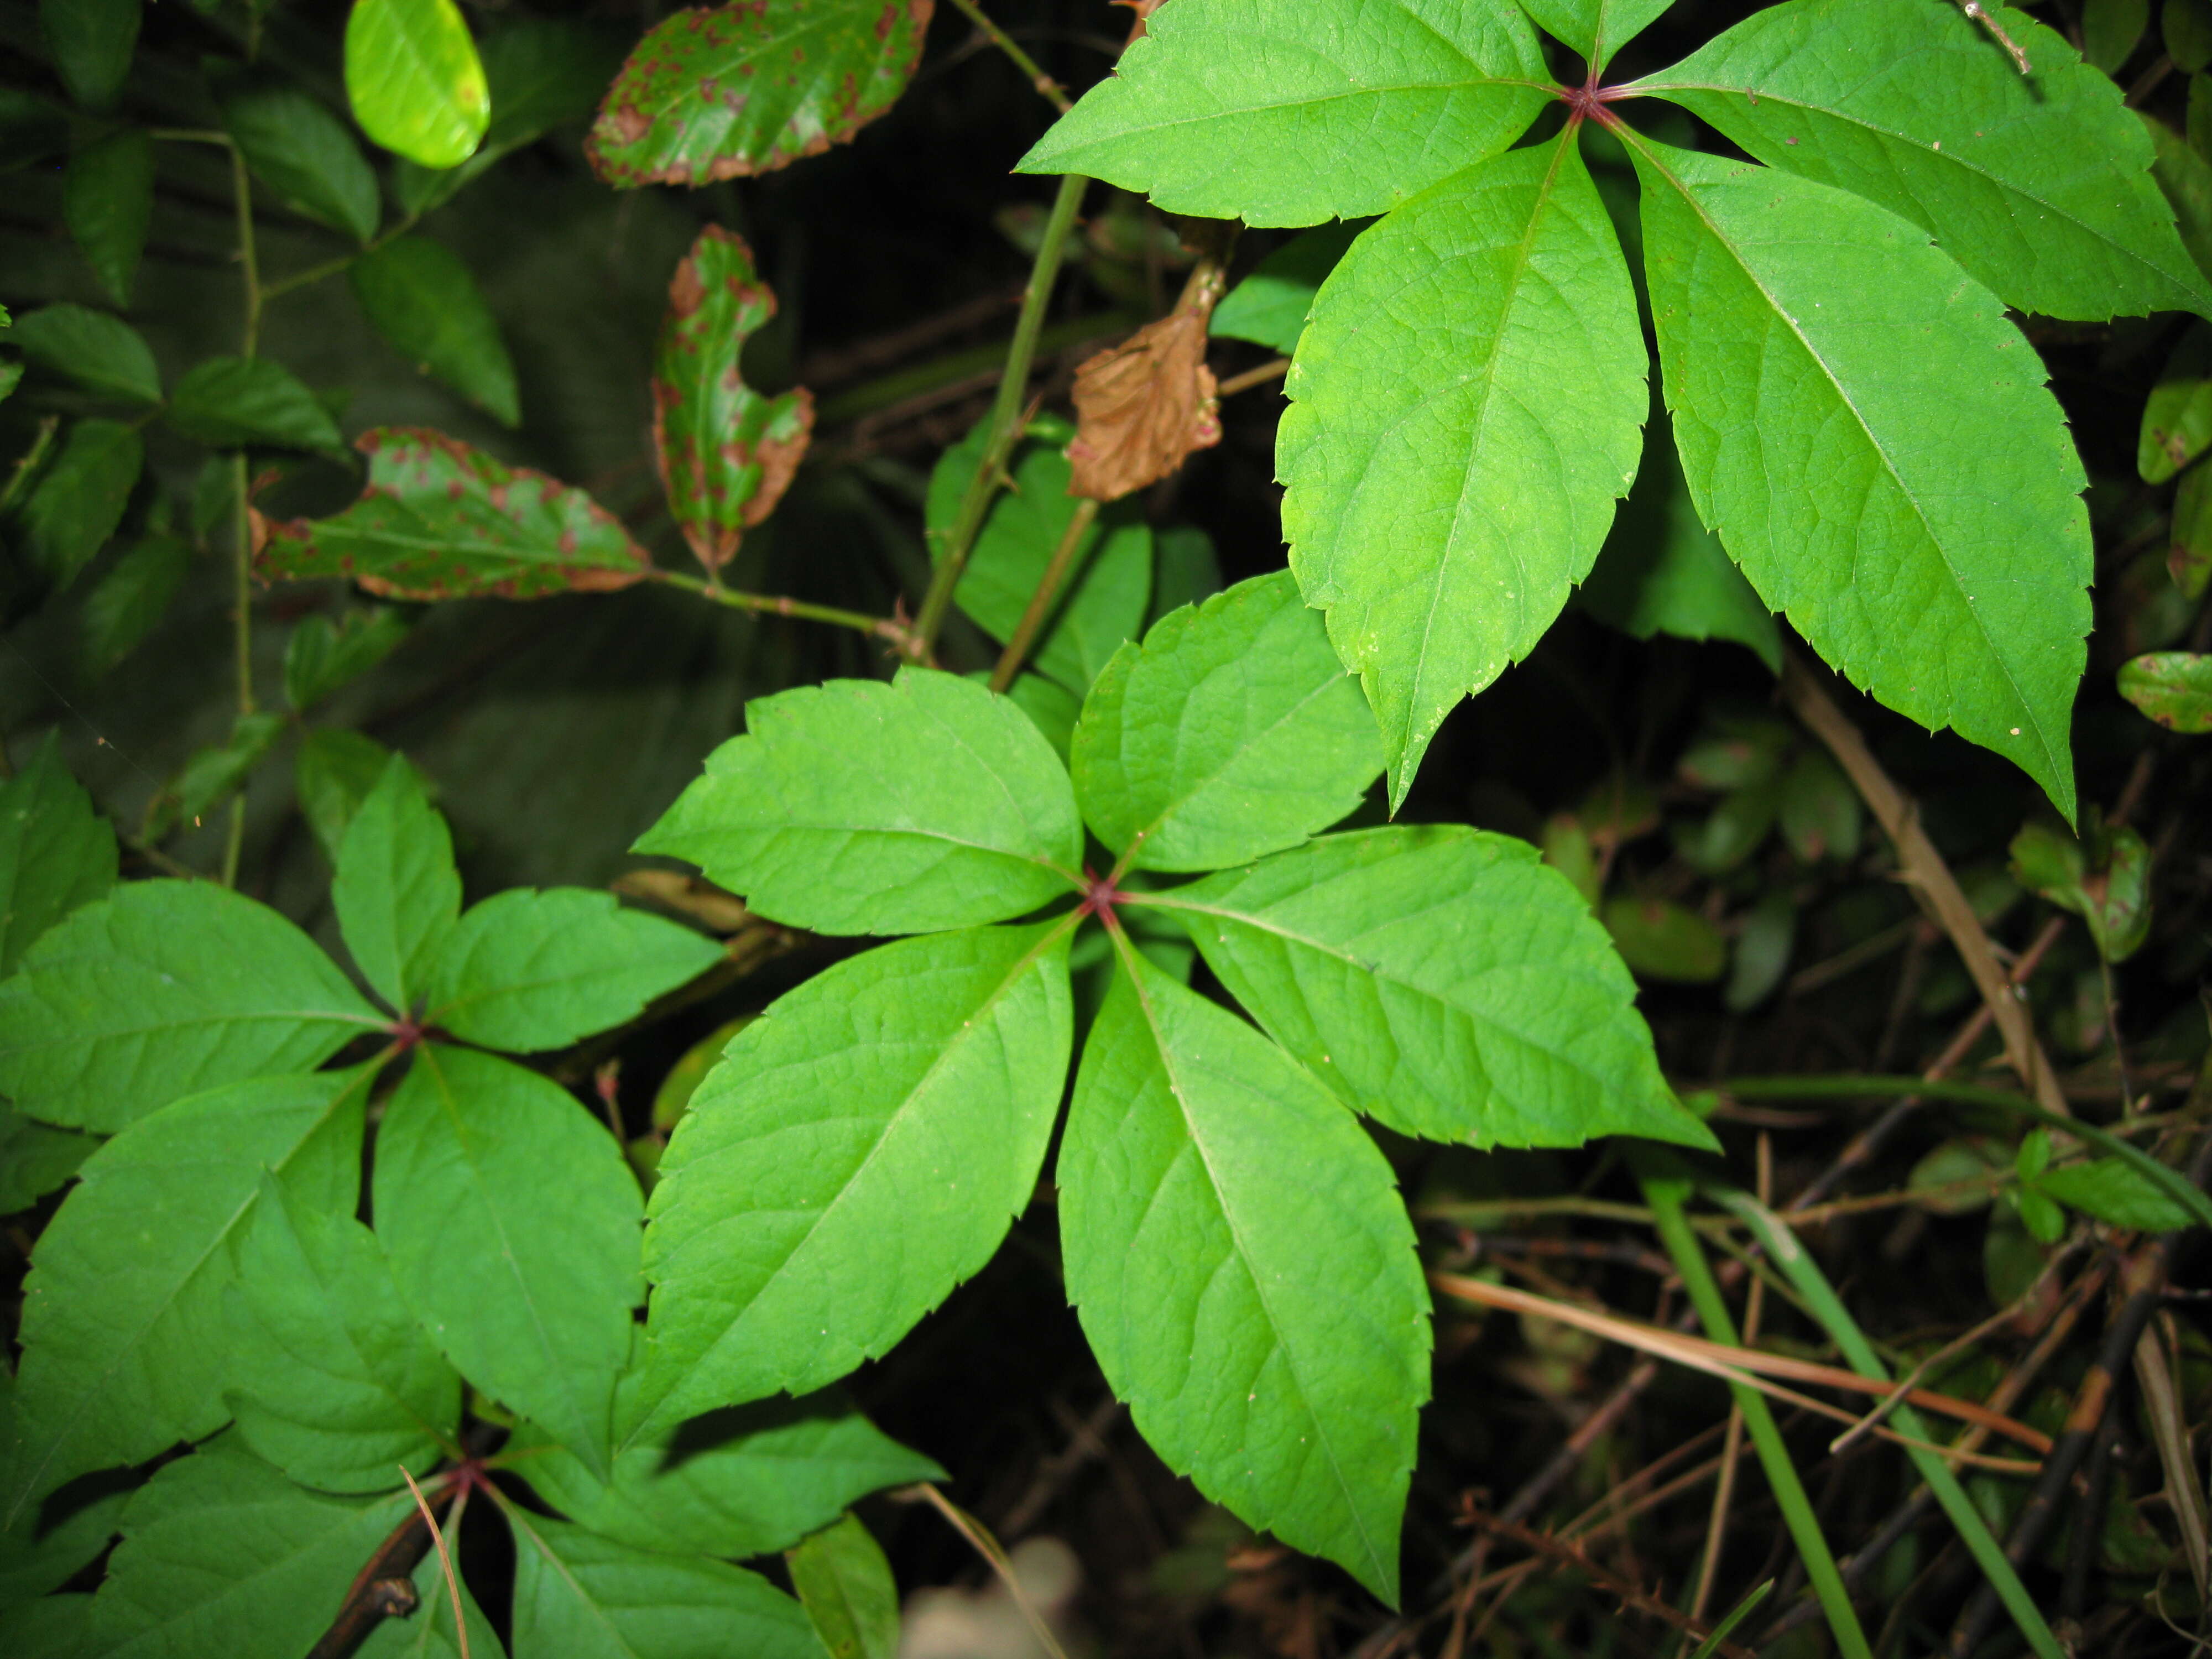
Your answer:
(2133, 1316), (2211, 1604)
(400, 1467), (469, 1659)
(904, 1483), (1071, 1659)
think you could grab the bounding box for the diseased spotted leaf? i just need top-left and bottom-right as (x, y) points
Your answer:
(373, 1045), (640, 1479)
(637, 667), (1083, 935)
(1630, 137), (2091, 819)
(1517, 0), (1674, 69)
(2117, 650), (2212, 731)
(0, 731), (117, 978)
(1058, 947), (1428, 1604)
(4, 1068), (372, 1525)
(787, 1513), (900, 1659)
(1602, 894), (1726, 982)
(91, 1436), (411, 1659)
(508, 1380), (941, 1558)
(61, 128), (151, 307)
(333, 755), (461, 1014)
(507, 1509), (826, 1659)
(637, 923), (1072, 1432)
(588, 0), (935, 189)
(257, 427), (654, 599)
(80, 530), (188, 676)
(2140, 322), (2212, 483)
(350, 236), (520, 425)
(1209, 222), (1361, 355)
(420, 886), (721, 1051)
(1282, 136), (1647, 805)
(18, 420), (140, 591)
(0, 1105), (96, 1214)
(218, 79), (381, 245)
(345, 0), (490, 170)
(1066, 307), (1223, 501)
(1638, 0), (2212, 321)
(1146, 827), (1717, 1150)
(0, 880), (384, 1133)
(1071, 571), (1380, 873)
(1016, 0), (1551, 226)
(7, 304), (158, 404)
(654, 226), (812, 572)
(39, 0), (138, 111)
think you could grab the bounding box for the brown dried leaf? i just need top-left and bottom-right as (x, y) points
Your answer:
(1066, 310), (1220, 502)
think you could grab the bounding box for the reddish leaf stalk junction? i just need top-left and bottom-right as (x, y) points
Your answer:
(1558, 73), (1635, 131)
(1076, 866), (1133, 922)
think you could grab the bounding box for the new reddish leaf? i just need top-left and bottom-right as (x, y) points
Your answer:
(257, 427), (653, 600)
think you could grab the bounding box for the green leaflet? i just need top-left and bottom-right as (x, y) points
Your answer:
(141, 712), (285, 842)
(296, 729), (403, 863)
(7, 305), (158, 405)
(284, 607), (414, 713)
(1604, 894), (1727, 982)
(357, 1547), (504, 1659)
(926, 422), (1153, 700)
(1015, 0), (1552, 226)
(5, 1068), (372, 1526)
(0, 1443), (124, 1610)
(1578, 395), (1782, 671)
(1637, 0), (2212, 321)
(91, 1436), (412, 1659)
(0, 880), (384, 1133)
(787, 1514), (900, 1659)
(62, 127), (151, 309)
(639, 922), (1073, 1430)
(217, 79), (381, 246)
(39, 0), (138, 110)
(507, 1383), (941, 1559)
(165, 357), (345, 456)
(2038, 1157), (2197, 1231)
(654, 226), (812, 572)
(0, 732), (117, 978)
(350, 236), (519, 426)
(222, 1171), (460, 1494)
(258, 428), (654, 600)
(2118, 649), (2212, 731)
(18, 420), (142, 591)
(0, 1106), (95, 1214)
(1145, 827), (1717, 1151)
(80, 530), (188, 676)
(1628, 137), (2091, 821)
(373, 1045), (640, 1479)
(636, 667), (1084, 935)
(1518, 0), (1675, 69)
(586, 0), (933, 189)
(419, 886), (721, 1050)
(332, 758), (460, 1015)
(998, 672), (1081, 764)
(1071, 571), (1380, 873)
(0, 1593), (96, 1659)
(345, 0), (491, 171)
(1058, 946), (1430, 1605)
(1209, 223), (1362, 356)
(505, 1508), (827, 1659)
(2139, 322), (2212, 482)
(1280, 136), (1647, 805)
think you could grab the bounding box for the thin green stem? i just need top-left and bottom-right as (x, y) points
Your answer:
(909, 171), (1089, 659)
(148, 127), (235, 147)
(230, 148), (262, 356)
(945, 0), (1072, 112)
(259, 215), (420, 304)
(653, 568), (915, 650)
(989, 497), (1098, 691)
(223, 148), (264, 889)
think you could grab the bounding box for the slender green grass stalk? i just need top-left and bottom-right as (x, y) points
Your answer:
(1688, 1579), (1771, 1659)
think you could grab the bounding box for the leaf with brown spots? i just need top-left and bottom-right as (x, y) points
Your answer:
(2117, 650), (2212, 733)
(255, 428), (653, 601)
(587, 0), (933, 190)
(654, 226), (813, 573)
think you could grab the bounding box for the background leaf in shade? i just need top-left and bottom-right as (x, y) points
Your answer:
(351, 236), (520, 425)
(165, 357), (346, 455)
(218, 79), (382, 246)
(80, 530), (189, 676)
(18, 420), (142, 592)
(138, 712), (286, 841)
(1209, 222), (1363, 355)
(7, 305), (159, 404)
(294, 729), (404, 863)
(284, 606), (415, 713)
(2117, 650), (2212, 731)
(61, 128), (152, 307)
(345, 0), (491, 170)
(39, 0), (139, 110)
(0, 731), (117, 978)
(787, 1513), (901, 1659)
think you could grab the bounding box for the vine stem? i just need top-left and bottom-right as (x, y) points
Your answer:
(651, 568), (917, 650)
(945, 0), (1072, 113)
(988, 497), (1098, 691)
(908, 171), (1089, 660)
(223, 142), (263, 889)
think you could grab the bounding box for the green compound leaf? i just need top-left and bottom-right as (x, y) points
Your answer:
(218, 78), (380, 246)
(2117, 650), (2212, 731)
(0, 880), (384, 1133)
(1629, 137), (2091, 821)
(1210, 223), (1363, 355)
(284, 606), (414, 713)
(357, 1547), (504, 1659)
(787, 1513), (900, 1659)
(346, 0), (491, 170)
(222, 1171), (460, 1494)
(39, 0), (136, 110)
(1281, 137), (1646, 806)
(1637, 0), (2212, 322)
(1071, 571), (1380, 873)
(92, 1436), (411, 1659)
(333, 756), (461, 1016)
(1578, 394), (1781, 671)
(1518, 0), (1675, 70)
(257, 427), (654, 600)
(637, 667), (1083, 935)
(81, 529), (189, 676)
(349, 236), (519, 426)
(420, 886), (722, 1051)
(638, 922), (1073, 1432)
(1016, 0), (1552, 226)
(587, 0), (935, 189)
(1059, 947), (1428, 1605)
(4, 1068), (372, 1527)
(2038, 1157), (2197, 1231)
(506, 1508), (826, 1659)
(62, 128), (152, 307)
(926, 421), (1152, 699)
(373, 1045), (640, 1480)
(2139, 322), (2212, 482)
(0, 1105), (96, 1214)
(0, 732), (117, 979)
(17, 419), (141, 591)
(166, 357), (345, 455)
(654, 226), (813, 572)
(509, 1382), (941, 1559)
(1145, 827), (1717, 1151)
(7, 304), (158, 404)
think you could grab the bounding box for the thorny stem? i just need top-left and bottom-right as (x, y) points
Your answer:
(945, 0), (1072, 113)
(910, 170), (1089, 659)
(653, 568), (918, 651)
(989, 497), (1099, 691)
